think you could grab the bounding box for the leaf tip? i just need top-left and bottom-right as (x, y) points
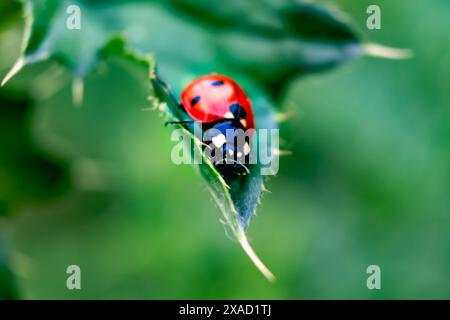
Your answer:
(237, 229), (276, 282)
(1, 57), (25, 87)
(364, 43), (413, 60)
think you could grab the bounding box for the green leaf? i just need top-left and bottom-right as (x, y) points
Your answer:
(2, 0), (363, 96)
(1, 0), (363, 281)
(164, 0), (362, 94)
(154, 77), (278, 281)
(102, 36), (275, 280)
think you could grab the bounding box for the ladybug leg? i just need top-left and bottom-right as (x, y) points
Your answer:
(178, 103), (189, 115)
(164, 119), (195, 127)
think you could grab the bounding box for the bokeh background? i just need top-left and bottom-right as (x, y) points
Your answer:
(0, 0), (449, 299)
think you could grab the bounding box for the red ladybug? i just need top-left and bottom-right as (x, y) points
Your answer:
(180, 74), (255, 130)
(179, 74), (255, 175)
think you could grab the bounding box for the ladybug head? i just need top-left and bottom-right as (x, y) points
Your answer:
(203, 120), (253, 176)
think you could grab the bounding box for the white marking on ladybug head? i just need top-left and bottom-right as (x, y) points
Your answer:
(212, 134), (226, 148)
(237, 151), (243, 158)
(228, 149), (234, 156)
(243, 142), (251, 155)
(224, 112), (234, 119)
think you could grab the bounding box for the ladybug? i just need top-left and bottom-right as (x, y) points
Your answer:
(180, 74), (255, 130)
(174, 74), (255, 176)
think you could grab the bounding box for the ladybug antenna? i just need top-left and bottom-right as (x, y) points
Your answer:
(152, 70), (180, 105)
(164, 120), (194, 127)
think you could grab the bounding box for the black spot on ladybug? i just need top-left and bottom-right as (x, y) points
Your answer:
(229, 103), (247, 119)
(211, 80), (224, 86)
(191, 96), (200, 106)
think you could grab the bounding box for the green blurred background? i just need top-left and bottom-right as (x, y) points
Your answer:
(0, 0), (449, 299)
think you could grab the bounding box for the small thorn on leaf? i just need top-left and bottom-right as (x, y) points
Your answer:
(72, 77), (84, 107)
(158, 102), (168, 112)
(142, 107), (157, 112)
(273, 148), (292, 156)
(1, 57), (25, 87)
(364, 43), (413, 59)
(261, 185), (272, 193)
(275, 111), (295, 123)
